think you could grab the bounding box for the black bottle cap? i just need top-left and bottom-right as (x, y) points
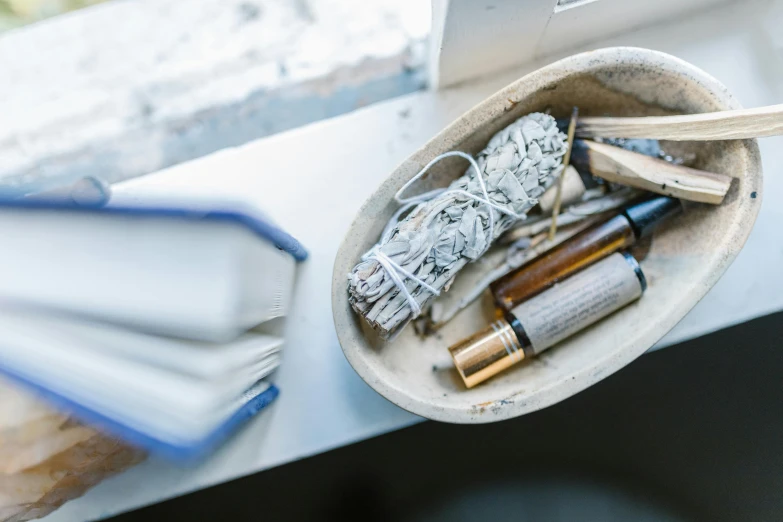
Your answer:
(622, 196), (682, 239)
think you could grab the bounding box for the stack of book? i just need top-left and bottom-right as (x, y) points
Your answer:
(0, 198), (305, 460)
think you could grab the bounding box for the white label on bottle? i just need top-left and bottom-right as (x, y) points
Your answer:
(511, 253), (643, 355)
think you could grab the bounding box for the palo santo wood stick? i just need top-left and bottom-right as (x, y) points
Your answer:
(571, 140), (732, 204)
(575, 104), (783, 140)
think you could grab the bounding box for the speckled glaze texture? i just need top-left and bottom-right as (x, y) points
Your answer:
(331, 47), (763, 423)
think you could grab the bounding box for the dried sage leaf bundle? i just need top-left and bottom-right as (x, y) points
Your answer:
(348, 113), (568, 338)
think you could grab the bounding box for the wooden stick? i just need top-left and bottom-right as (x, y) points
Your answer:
(576, 104), (783, 140)
(549, 107), (578, 241)
(571, 140), (732, 204)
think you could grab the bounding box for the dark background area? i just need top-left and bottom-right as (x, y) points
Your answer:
(112, 312), (783, 522)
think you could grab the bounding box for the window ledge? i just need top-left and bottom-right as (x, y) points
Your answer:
(0, 0), (429, 194)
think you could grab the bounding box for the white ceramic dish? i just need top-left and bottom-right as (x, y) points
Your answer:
(332, 47), (762, 423)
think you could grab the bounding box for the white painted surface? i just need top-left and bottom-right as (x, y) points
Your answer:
(45, 1), (783, 519)
(430, 0), (558, 88)
(536, 0), (736, 58)
(431, 0), (739, 88)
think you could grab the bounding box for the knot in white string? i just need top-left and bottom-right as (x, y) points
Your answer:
(361, 246), (441, 316)
(364, 151), (527, 319)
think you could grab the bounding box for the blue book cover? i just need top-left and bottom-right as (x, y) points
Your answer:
(0, 363), (280, 461)
(0, 197), (308, 261)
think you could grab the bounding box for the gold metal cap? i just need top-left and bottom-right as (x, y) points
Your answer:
(448, 319), (525, 388)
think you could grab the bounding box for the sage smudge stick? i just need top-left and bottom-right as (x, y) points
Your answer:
(347, 113), (568, 339)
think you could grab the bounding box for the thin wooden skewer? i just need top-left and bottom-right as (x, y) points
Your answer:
(549, 107), (578, 241)
(576, 104), (783, 140)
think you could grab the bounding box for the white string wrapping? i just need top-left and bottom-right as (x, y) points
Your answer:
(348, 112), (568, 338)
(362, 151), (525, 316)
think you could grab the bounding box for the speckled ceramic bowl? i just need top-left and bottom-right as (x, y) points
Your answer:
(331, 47), (762, 423)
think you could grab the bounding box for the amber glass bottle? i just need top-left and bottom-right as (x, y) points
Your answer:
(490, 196), (681, 311)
